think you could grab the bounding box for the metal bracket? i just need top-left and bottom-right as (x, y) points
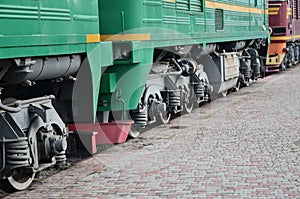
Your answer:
(28, 104), (46, 122)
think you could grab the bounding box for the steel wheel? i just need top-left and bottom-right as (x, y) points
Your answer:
(182, 86), (195, 114)
(128, 125), (141, 139)
(157, 111), (171, 124)
(233, 81), (241, 92)
(183, 100), (194, 114)
(242, 80), (250, 87)
(221, 90), (228, 97)
(0, 168), (35, 193)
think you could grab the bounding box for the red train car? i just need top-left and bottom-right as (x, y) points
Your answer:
(266, 0), (300, 72)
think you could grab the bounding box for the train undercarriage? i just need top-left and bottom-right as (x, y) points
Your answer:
(0, 38), (265, 192)
(128, 40), (265, 137)
(0, 56), (78, 192)
(0, 96), (67, 192)
(266, 42), (300, 72)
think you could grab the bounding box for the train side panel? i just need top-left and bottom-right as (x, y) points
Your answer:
(100, 0), (268, 44)
(0, 0), (103, 58)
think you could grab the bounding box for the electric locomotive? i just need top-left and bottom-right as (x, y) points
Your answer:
(0, 0), (269, 192)
(266, 0), (300, 72)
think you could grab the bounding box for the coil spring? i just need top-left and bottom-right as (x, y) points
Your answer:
(5, 140), (30, 168)
(194, 82), (205, 98)
(130, 110), (147, 127)
(243, 68), (251, 79)
(168, 91), (181, 107)
(55, 151), (67, 165)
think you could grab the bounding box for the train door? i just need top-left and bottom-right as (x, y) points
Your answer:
(189, 0), (205, 34)
(175, 0), (204, 34)
(251, 0), (263, 32)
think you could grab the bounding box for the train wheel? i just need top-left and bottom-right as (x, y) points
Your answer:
(242, 80), (250, 87)
(221, 90), (228, 97)
(0, 168), (35, 193)
(157, 111), (171, 124)
(128, 124), (141, 139)
(233, 81), (241, 92)
(182, 86), (195, 114)
(183, 100), (194, 114)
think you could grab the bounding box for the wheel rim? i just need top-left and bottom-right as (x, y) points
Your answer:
(0, 168), (35, 192)
(157, 111), (171, 124)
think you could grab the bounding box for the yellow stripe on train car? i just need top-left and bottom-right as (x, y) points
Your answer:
(271, 34), (300, 41)
(269, 7), (280, 11)
(206, 1), (265, 14)
(86, 34), (101, 43)
(101, 34), (151, 41)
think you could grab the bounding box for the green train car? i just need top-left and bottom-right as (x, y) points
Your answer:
(0, 0), (269, 192)
(99, 0), (269, 133)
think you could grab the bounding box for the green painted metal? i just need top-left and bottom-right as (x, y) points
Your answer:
(99, 0), (269, 46)
(0, 0), (101, 58)
(0, 0), (114, 122)
(86, 42), (113, 120)
(98, 42), (154, 111)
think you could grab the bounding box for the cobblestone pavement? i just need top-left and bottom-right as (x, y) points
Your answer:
(3, 67), (300, 198)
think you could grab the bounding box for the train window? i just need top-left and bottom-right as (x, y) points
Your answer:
(273, 27), (286, 34)
(215, 9), (224, 31)
(255, 0), (258, 7)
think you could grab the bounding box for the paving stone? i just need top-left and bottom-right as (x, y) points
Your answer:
(3, 68), (300, 199)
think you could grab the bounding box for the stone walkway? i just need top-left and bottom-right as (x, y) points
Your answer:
(3, 67), (300, 198)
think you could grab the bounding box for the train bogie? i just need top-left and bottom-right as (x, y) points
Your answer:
(0, 96), (66, 192)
